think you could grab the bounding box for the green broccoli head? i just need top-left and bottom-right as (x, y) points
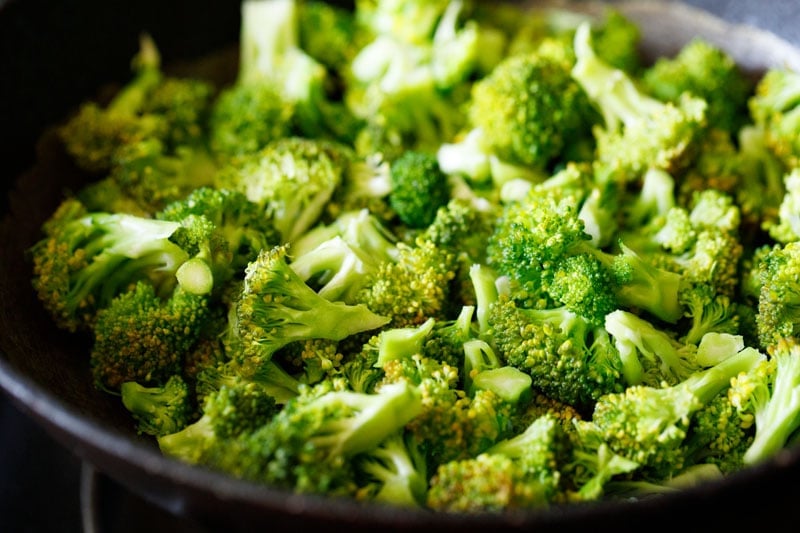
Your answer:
(208, 81), (295, 160)
(30, 198), (194, 332)
(214, 136), (350, 243)
(753, 241), (800, 348)
(388, 150), (450, 229)
(585, 343), (764, 479)
(231, 244), (390, 376)
(488, 295), (625, 410)
(572, 23), (708, 182)
(469, 46), (595, 170)
(748, 67), (800, 170)
(90, 281), (211, 390)
(642, 38), (752, 133)
(120, 375), (193, 437)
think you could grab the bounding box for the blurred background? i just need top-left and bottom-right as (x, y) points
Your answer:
(1, 1), (798, 532)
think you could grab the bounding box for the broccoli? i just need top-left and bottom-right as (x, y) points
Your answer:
(29, 0), (800, 514)
(388, 150), (450, 229)
(238, 0), (359, 142)
(29, 198), (196, 332)
(158, 378), (280, 465)
(572, 22), (708, 183)
(57, 34), (165, 173)
(385, 355), (516, 471)
(298, 0), (367, 74)
(354, 430), (428, 507)
(195, 356), (301, 407)
(157, 186), (280, 277)
(604, 309), (700, 388)
(748, 66), (800, 170)
(346, 0), (477, 157)
(229, 244), (390, 376)
(579, 342), (765, 480)
(642, 38), (752, 134)
(355, 238), (457, 328)
(208, 81), (295, 160)
(426, 413), (572, 512)
(466, 40), (597, 174)
(486, 187), (683, 324)
(736, 336), (800, 466)
(752, 241), (800, 348)
(180, 378), (423, 496)
(214, 136), (350, 243)
(120, 375), (193, 437)
(487, 293), (625, 411)
(90, 281), (211, 390)
(765, 168), (800, 244)
(59, 35), (215, 175)
(106, 138), (218, 216)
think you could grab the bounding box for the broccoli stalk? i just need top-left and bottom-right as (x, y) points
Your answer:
(30, 198), (194, 332)
(231, 245), (390, 376)
(120, 375), (192, 437)
(572, 22), (707, 182)
(583, 343), (765, 479)
(741, 337), (800, 465)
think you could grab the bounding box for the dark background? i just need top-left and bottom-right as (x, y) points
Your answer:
(1, 1), (799, 532)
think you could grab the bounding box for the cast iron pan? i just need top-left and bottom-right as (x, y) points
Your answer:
(2, 1), (800, 531)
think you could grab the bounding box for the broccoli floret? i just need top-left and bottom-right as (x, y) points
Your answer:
(467, 344), (533, 405)
(158, 379), (280, 465)
(753, 241), (800, 348)
(275, 337), (345, 386)
(325, 153), (395, 222)
(487, 189), (683, 324)
(355, 239), (457, 328)
(426, 413), (572, 512)
(737, 337), (800, 466)
(208, 81), (295, 160)
(107, 138), (218, 215)
(604, 309), (701, 388)
(288, 235), (380, 304)
(354, 430), (428, 508)
(735, 124), (789, 233)
(748, 66), (800, 170)
(388, 150), (450, 229)
(195, 356), (301, 407)
(765, 168), (800, 244)
(158, 186), (280, 276)
(29, 198), (195, 332)
(57, 34), (165, 173)
(588, 8), (642, 75)
(421, 305), (478, 370)
(120, 375), (193, 437)
(580, 343), (765, 479)
(90, 281), (211, 390)
(467, 42), (596, 173)
(238, 0), (358, 142)
(642, 38), (752, 134)
(214, 136), (350, 243)
(193, 378), (423, 496)
(572, 23), (708, 183)
(298, 0), (367, 74)
(487, 294), (625, 410)
(59, 35), (215, 175)
(142, 75), (215, 150)
(347, 1), (479, 157)
(682, 381), (755, 474)
(293, 208), (400, 265)
(230, 244), (390, 377)
(378, 350), (515, 470)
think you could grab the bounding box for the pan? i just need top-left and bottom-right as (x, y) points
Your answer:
(2, 1), (800, 531)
